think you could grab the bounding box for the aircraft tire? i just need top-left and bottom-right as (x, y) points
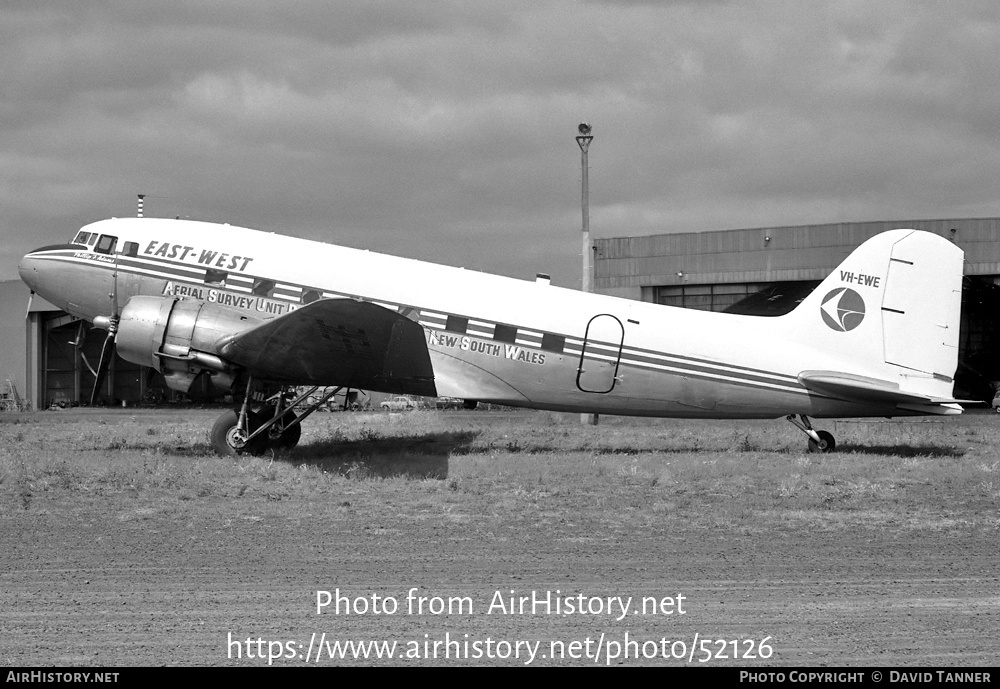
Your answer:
(211, 409), (270, 456)
(270, 412), (302, 450)
(807, 430), (836, 453)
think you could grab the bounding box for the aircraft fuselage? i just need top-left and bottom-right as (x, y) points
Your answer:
(19, 217), (960, 422)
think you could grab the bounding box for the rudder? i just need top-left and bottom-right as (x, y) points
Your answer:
(880, 232), (962, 382)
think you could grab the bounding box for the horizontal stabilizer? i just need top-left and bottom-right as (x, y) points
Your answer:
(219, 299), (436, 396)
(798, 370), (969, 406)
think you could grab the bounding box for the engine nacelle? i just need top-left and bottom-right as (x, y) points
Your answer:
(116, 296), (261, 393)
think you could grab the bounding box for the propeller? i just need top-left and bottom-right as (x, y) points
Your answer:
(71, 321), (99, 378)
(69, 320), (85, 347)
(89, 249), (120, 406)
(89, 326), (117, 405)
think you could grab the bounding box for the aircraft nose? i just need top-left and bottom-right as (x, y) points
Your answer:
(17, 242), (118, 322)
(18, 251), (42, 292)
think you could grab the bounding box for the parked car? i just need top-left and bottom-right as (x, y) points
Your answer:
(434, 397), (463, 410)
(380, 396), (420, 411)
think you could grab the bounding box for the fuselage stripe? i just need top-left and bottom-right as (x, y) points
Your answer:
(29, 248), (809, 397)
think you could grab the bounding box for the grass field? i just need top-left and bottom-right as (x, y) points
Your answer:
(3, 407), (998, 532)
(2, 408), (998, 666)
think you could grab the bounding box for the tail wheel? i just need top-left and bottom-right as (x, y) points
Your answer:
(807, 430), (836, 453)
(211, 409), (271, 456)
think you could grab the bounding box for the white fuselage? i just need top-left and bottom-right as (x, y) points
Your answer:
(18, 217), (949, 419)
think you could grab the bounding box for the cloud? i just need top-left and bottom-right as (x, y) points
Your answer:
(3, 1), (1000, 287)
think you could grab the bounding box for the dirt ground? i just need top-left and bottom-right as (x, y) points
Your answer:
(3, 492), (996, 666)
(1, 411), (998, 667)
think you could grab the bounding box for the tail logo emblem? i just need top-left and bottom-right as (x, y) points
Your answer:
(820, 288), (865, 332)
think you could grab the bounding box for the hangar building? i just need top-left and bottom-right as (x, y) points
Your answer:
(3, 217), (1000, 411)
(594, 218), (1000, 400)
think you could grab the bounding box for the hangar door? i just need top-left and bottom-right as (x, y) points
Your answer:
(576, 314), (624, 393)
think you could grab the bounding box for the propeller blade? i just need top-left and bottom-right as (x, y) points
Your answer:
(111, 247), (119, 315)
(89, 247), (122, 406)
(69, 320), (85, 347)
(89, 330), (115, 406)
(79, 352), (98, 378)
(25, 291), (34, 320)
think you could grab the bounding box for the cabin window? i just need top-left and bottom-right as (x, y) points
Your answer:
(205, 268), (227, 286)
(94, 235), (118, 255)
(541, 333), (565, 354)
(493, 324), (517, 344)
(301, 289), (322, 304)
(446, 315), (468, 334)
(121, 241), (139, 257)
(252, 278), (275, 297)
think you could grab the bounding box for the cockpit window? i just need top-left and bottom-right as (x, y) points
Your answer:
(94, 235), (117, 255)
(74, 231), (92, 245)
(120, 241), (139, 257)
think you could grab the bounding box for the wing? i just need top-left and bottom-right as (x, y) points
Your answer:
(218, 299), (436, 396)
(798, 370), (968, 412)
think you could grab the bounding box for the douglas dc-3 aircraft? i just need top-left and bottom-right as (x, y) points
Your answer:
(19, 218), (965, 454)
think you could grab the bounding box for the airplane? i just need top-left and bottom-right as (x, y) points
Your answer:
(18, 217), (965, 455)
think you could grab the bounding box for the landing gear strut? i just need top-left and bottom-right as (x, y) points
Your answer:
(786, 414), (836, 453)
(210, 378), (341, 456)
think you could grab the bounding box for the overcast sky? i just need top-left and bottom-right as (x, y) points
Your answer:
(3, 1), (1000, 286)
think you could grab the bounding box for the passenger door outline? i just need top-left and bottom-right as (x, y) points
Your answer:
(576, 314), (624, 393)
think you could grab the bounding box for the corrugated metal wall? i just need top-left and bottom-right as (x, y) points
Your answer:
(594, 218), (1000, 292)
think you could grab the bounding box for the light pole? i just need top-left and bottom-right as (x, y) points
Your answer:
(577, 123), (593, 295)
(576, 123), (598, 426)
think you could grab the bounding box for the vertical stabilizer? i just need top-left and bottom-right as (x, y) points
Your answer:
(780, 229), (963, 401)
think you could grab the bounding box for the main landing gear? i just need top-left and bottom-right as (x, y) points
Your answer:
(786, 414), (836, 453)
(210, 379), (341, 456)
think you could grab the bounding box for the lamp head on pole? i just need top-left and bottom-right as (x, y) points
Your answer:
(576, 122), (593, 152)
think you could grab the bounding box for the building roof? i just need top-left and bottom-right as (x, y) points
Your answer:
(594, 218), (1000, 290)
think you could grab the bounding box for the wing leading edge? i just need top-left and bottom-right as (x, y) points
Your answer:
(218, 299), (436, 396)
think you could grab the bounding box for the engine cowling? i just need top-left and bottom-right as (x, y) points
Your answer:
(116, 295), (261, 392)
